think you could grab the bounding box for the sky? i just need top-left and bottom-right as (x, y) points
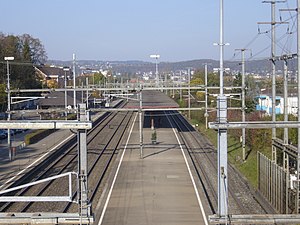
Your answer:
(1, 0), (298, 62)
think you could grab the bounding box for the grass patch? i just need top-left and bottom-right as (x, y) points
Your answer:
(193, 119), (271, 189)
(175, 96), (272, 190)
(24, 129), (57, 145)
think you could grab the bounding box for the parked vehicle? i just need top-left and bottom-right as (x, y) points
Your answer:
(14, 129), (24, 134)
(3, 129), (15, 136)
(0, 130), (7, 139)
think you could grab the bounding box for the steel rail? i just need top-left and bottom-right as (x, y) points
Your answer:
(88, 112), (133, 203)
(0, 103), (126, 213)
(19, 111), (123, 213)
(62, 111), (133, 212)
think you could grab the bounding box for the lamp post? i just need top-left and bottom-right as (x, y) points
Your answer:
(188, 68), (191, 119)
(217, 0), (228, 217)
(4, 56), (14, 160)
(113, 75), (116, 88)
(63, 67), (70, 119)
(72, 53), (77, 110)
(150, 54), (160, 87)
(86, 76), (89, 108)
(204, 63), (209, 129)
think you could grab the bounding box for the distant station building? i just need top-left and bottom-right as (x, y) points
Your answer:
(37, 92), (81, 110)
(35, 65), (73, 88)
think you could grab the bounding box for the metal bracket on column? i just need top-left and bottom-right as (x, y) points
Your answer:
(0, 172), (76, 202)
(272, 144), (277, 163)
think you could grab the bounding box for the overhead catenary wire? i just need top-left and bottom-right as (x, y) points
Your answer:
(231, 9), (297, 62)
(245, 30), (297, 61)
(260, 12), (296, 52)
(229, 34), (260, 61)
(285, 0), (294, 19)
(280, 4), (297, 55)
(262, 28), (295, 55)
(0, 61), (38, 67)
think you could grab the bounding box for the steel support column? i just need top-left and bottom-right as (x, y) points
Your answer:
(204, 64), (209, 129)
(155, 58), (159, 88)
(216, 0), (228, 218)
(241, 49), (246, 161)
(297, 0), (300, 214)
(188, 68), (191, 119)
(73, 53), (77, 110)
(234, 48), (248, 161)
(165, 73), (168, 94)
(259, 0), (288, 163)
(283, 56), (290, 214)
(6, 59), (12, 160)
(139, 89), (143, 159)
(64, 72), (68, 119)
(217, 96), (228, 217)
(78, 104), (90, 217)
(283, 58), (289, 146)
(86, 77), (89, 107)
(180, 71), (182, 101)
(271, 1), (277, 141)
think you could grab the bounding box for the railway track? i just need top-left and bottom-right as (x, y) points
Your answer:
(0, 108), (134, 215)
(0, 103), (274, 224)
(164, 110), (267, 216)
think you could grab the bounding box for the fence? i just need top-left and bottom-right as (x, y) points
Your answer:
(257, 152), (289, 213)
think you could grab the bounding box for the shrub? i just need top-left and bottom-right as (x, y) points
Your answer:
(25, 129), (56, 145)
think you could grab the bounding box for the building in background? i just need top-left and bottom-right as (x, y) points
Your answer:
(256, 95), (298, 116)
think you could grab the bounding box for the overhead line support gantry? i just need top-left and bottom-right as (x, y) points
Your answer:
(258, 0), (288, 163)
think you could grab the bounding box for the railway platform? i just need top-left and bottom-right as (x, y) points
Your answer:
(96, 112), (209, 225)
(125, 90), (179, 109)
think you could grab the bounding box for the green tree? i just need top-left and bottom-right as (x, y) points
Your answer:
(0, 33), (47, 112)
(22, 39), (32, 61)
(19, 34), (47, 64)
(93, 72), (105, 85)
(0, 84), (6, 112)
(190, 77), (204, 86)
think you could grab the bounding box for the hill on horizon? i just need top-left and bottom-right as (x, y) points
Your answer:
(47, 58), (296, 75)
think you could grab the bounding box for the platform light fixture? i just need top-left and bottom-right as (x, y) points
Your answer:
(4, 56), (14, 160)
(150, 54), (160, 59)
(4, 57), (14, 61)
(63, 67), (70, 119)
(72, 53), (77, 110)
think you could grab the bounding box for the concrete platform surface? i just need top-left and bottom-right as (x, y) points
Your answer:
(97, 117), (208, 225)
(125, 90), (179, 109)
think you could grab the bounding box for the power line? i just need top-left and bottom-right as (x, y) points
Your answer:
(0, 61), (35, 66)
(231, 6), (297, 62)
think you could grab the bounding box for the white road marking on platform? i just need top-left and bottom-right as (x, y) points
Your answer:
(0, 133), (76, 190)
(167, 115), (209, 225)
(98, 112), (138, 225)
(166, 175), (179, 179)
